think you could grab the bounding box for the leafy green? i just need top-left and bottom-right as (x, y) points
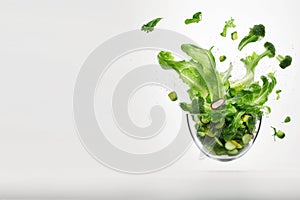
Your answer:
(158, 41), (279, 155)
(181, 44), (224, 101)
(155, 14), (291, 157)
(158, 51), (209, 98)
(157, 41), (280, 156)
(220, 17), (236, 37)
(141, 18), (162, 33)
(185, 12), (202, 24)
(158, 44), (224, 102)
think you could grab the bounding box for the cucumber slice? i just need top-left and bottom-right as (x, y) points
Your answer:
(231, 140), (243, 149)
(227, 149), (239, 155)
(205, 130), (215, 137)
(213, 146), (227, 155)
(242, 134), (252, 145)
(225, 141), (236, 151)
(198, 131), (206, 138)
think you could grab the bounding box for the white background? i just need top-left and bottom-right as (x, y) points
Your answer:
(0, 0), (300, 199)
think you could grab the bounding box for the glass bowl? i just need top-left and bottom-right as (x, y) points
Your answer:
(187, 114), (262, 161)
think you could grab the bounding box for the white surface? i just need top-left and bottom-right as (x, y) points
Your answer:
(0, 0), (300, 199)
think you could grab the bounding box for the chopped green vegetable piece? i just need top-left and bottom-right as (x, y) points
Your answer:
(227, 149), (239, 155)
(242, 114), (251, 123)
(231, 31), (238, 40)
(242, 134), (252, 145)
(214, 146), (227, 155)
(219, 55), (227, 62)
(238, 24), (265, 51)
(200, 116), (210, 124)
(168, 91), (178, 101)
(141, 18), (162, 33)
(231, 140), (243, 149)
(220, 17), (236, 37)
(205, 130), (215, 137)
(277, 55), (292, 69)
(225, 141), (236, 150)
(283, 116), (291, 123)
(185, 12), (202, 24)
(276, 89), (282, 100)
(276, 130), (285, 139)
(215, 138), (224, 147)
(271, 126), (286, 140)
(198, 131), (206, 138)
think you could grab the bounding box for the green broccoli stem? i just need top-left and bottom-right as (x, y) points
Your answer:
(276, 55), (284, 61)
(275, 54), (292, 69)
(250, 50), (270, 70)
(238, 35), (256, 51)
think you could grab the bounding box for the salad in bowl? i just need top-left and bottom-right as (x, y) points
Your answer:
(158, 37), (291, 161)
(142, 15), (292, 161)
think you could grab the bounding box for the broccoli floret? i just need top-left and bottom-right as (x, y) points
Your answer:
(220, 17), (236, 37)
(238, 24), (265, 51)
(262, 42), (276, 58)
(276, 55), (292, 69)
(242, 42), (276, 71)
(231, 42), (276, 90)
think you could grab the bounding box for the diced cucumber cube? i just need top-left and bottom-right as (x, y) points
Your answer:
(168, 91), (178, 101)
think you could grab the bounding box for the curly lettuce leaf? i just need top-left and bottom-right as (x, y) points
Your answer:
(158, 51), (209, 98)
(180, 44), (224, 101)
(141, 18), (162, 33)
(185, 12), (202, 25)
